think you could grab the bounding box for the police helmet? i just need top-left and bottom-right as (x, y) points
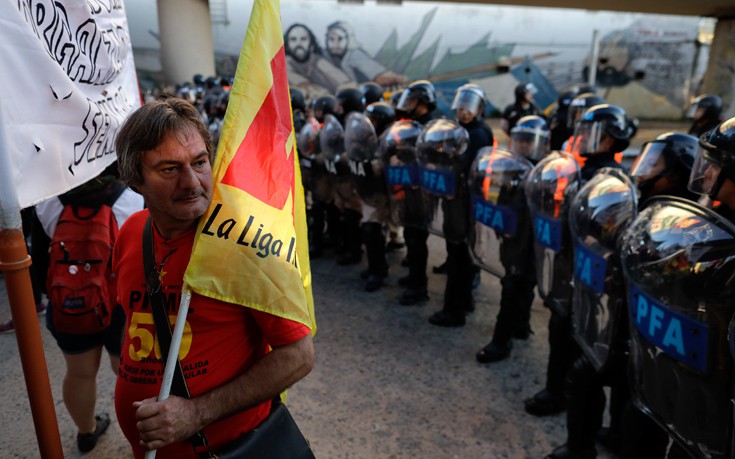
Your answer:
(688, 117), (735, 198)
(514, 82), (538, 101)
(688, 94), (723, 121)
(365, 102), (396, 137)
(451, 84), (486, 121)
(575, 83), (597, 96)
(573, 104), (633, 156)
(205, 76), (217, 89)
(510, 115), (550, 162)
(567, 92), (606, 130)
(361, 82), (384, 105)
(313, 95), (337, 122)
(336, 87), (365, 116)
(192, 74), (204, 86)
(290, 88), (306, 113)
(557, 88), (580, 113)
(396, 80), (437, 114)
(630, 132), (697, 193)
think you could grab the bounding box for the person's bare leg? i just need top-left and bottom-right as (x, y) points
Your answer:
(62, 347), (102, 434)
(108, 354), (120, 376)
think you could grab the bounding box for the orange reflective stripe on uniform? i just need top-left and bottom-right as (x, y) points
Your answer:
(552, 163), (569, 219)
(481, 154), (497, 201)
(566, 135), (586, 168)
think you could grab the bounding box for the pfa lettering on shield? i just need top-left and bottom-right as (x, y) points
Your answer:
(629, 284), (708, 372)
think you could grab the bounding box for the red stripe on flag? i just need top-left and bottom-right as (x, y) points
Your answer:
(221, 46), (294, 210)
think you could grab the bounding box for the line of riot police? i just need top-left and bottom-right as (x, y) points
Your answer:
(292, 77), (735, 459)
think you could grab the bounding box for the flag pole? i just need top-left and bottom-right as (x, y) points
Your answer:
(0, 106), (64, 458)
(144, 284), (193, 459)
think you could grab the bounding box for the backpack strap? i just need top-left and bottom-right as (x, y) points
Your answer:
(142, 216), (216, 459)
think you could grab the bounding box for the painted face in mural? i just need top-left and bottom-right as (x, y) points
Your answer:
(327, 27), (348, 60)
(286, 25), (313, 63)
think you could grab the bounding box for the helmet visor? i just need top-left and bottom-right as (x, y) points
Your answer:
(572, 121), (606, 156)
(450, 91), (482, 117)
(396, 90), (419, 112)
(688, 146), (722, 196)
(510, 128), (549, 162)
(630, 142), (668, 181)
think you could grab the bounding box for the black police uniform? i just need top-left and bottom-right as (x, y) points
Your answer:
(400, 110), (437, 304)
(502, 102), (539, 134)
(430, 119), (493, 326)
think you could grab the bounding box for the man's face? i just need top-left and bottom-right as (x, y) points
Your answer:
(327, 28), (348, 59)
(137, 129), (213, 238)
(456, 107), (475, 125)
(513, 138), (533, 157)
(287, 26), (312, 63)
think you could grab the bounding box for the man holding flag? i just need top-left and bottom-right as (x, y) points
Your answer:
(111, 0), (316, 456)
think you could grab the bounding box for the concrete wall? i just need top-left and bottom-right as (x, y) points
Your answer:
(702, 17), (735, 118)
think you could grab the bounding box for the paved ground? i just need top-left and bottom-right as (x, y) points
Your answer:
(0, 236), (616, 459)
(0, 119), (689, 458)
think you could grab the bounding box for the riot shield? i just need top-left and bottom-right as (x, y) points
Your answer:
(297, 118), (321, 192)
(380, 120), (428, 229)
(468, 146), (534, 278)
(415, 118), (469, 241)
(569, 168), (638, 371)
(320, 114), (349, 177)
(620, 197), (735, 458)
(525, 151), (581, 316)
(344, 112), (385, 208)
(299, 118), (334, 202)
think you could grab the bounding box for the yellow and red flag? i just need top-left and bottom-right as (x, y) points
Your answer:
(184, 0), (315, 332)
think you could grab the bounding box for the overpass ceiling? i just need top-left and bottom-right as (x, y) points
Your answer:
(425, 0), (735, 17)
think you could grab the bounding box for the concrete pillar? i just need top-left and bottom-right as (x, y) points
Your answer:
(701, 17), (735, 118)
(157, 0), (216, 85)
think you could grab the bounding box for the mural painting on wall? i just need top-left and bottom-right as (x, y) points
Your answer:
(273, 8), (701, 118)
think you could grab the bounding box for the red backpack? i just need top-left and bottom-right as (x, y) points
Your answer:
(46, 200), (119, 335)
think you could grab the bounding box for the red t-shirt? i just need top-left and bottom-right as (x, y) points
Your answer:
(113, 211), (311, 459)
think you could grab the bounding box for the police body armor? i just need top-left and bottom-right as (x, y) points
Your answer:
(416, 119), (470, 243)
(297, 118), (321, 193)
(620, 197), (735, 458)
(525, 151), (581, 316)
(380, 120), (428, 229)
(569, 168), (638, 372)
(468, 147), (534, 278)
(344, 112), (383, 205)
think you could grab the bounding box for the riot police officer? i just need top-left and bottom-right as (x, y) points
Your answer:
(326, 89), (365, 265)
(629, 132), (699, 203)
(394, 80), (439, 305)
(427, 85), (491, 327)
(309, 95), (340, 258)
(396, 80), (438, 125)
(476, 115), (548, 360)
(563, 93), (605, 161)
(348, 102), (396, 291)
(573, 104), (633, 180)
(501, 82), (540, 135)
(525, 104), (634, 417)
(549, 88), (579, 151)
(689, 116), (735, 220)
(687, 93), (724, 138)
(291, 87), (307, 134)
(611, 118), (735, 459)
